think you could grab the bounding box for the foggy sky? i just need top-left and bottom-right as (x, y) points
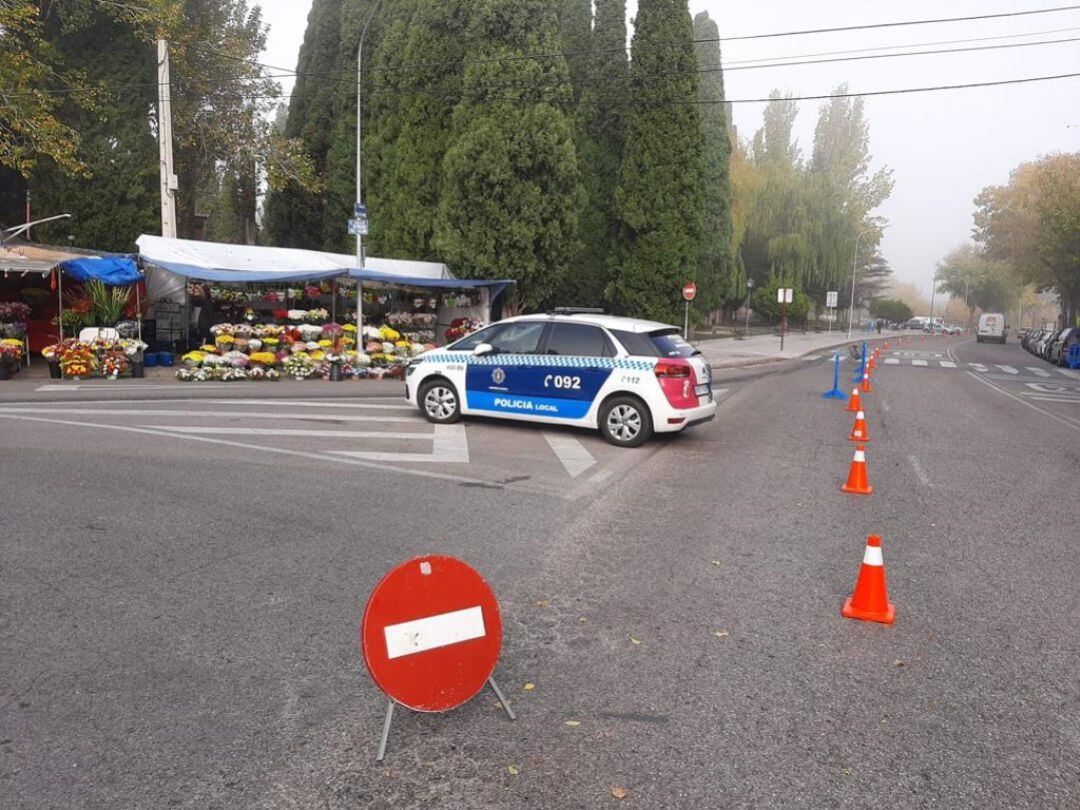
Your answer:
(258, 0), (1080, 296)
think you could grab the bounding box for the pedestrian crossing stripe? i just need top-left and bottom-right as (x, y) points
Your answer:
(802, 355), (1075, 375)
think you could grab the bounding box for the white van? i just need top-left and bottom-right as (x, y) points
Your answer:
(977, 313), (1007, 344)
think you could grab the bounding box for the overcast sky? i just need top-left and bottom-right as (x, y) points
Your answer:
(258, 0), (1080, 295)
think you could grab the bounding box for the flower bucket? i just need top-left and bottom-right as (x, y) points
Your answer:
(329, 363), (343, 382)
(144, 353), (159, 368)
(0, 364), (11, 381)
(132, 361), (145, 378)
(157, 352), (174, 367)
(48, 362), (62, 379)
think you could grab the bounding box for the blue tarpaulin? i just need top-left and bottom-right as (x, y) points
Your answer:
(59, 256), (142, 286)
(349, 268), (513, 300)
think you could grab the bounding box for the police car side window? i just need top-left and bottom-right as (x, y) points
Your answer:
(545, 323), (613, 357)
(609, 329), (659, 357)
(489, 322), (546, 354)
(452, 325), (500, 351)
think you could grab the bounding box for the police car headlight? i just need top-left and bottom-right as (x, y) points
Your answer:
(405, 363), (417, 377)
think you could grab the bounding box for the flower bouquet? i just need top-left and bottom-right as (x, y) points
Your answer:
(176, 367), (197, 382)
(59, 343), (95, 379)
(100, 353), (129, 379)
(305, 308), (330, 322)
(248, 351), (277, 368)
(2, 322), (27, 338)
(287, 309), (307, 321)
(0, 302), (32, 321)
(444, 318), (485, 341)
(282, 354), (314, 380)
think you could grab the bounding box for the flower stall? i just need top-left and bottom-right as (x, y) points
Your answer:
(135, 235), (514, 383)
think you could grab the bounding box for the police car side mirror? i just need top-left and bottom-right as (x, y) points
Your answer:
(474, 342), (495, 356)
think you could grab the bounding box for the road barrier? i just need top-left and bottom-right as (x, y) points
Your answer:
(823, 352), (848, 400)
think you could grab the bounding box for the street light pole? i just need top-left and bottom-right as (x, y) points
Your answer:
(848, 228), (872, 339)
(354, 0), (382, 337)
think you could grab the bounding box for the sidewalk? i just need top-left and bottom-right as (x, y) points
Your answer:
(697, 329), (903, 368)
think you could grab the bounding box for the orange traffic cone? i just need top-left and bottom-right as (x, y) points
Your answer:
(842, 535), (895, 624)
(867, 354), (876, 371)
(860, 371), (873, 393)
(884, 341), (890, 349)
(846, 386), (863, 412)
(841, 444), (873, 495)
(848, 410), (870, 442)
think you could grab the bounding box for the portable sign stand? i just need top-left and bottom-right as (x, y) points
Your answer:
(682, 282), (697, 339)
(361, 555), (515, 761)
(823, 351), (848, 400)
(777, 288), (793, 351)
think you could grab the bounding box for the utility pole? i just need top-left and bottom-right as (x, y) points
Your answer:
(157, 38), (177, 239)
(354, 0), (383, 336)
(24, 188), (31, 240)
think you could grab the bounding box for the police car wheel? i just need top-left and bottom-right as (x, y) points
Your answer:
(599, 396), (652, 447)
(419, 379), (461, 424)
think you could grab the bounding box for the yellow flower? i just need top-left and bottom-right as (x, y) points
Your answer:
(395, 340), (408, 348)
(200, 344), (219, 353)
(311, 350), (326, 361)
(317, 339), (332, 348)
(343, 324), (357, 333)
(248, 352), (277, 366)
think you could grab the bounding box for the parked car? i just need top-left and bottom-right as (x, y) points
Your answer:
(1017, 328), (1030, 344)
(1021, 329), (1039, 351)
(1049, 327), (1080, 366)
(1035, 329), (1060, 360)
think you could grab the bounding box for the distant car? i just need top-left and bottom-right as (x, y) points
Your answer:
(976, 313), (1007, 344)
(1017, 328), (1030, 343)
(1049, 327), (1080, 366)
(942, 324), (962, 335)
(407, 310), (716, 447)
(1022, 329), (1040, 351)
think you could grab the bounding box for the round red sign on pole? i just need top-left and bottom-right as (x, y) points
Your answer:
(361, 556), (503, 713)
(682, 282), (697, 301)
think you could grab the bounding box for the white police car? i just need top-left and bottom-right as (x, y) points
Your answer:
(405, 310), (716, 447)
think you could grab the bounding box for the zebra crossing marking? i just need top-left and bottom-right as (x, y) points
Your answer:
(940, 360), (957, 368)
(912, 359), (928, 367)
(1026, 367), (1051, 377)
(996, 365), (1019, 374)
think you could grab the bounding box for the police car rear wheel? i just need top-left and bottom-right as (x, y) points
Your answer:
(420, 379), (461, 424)
(599, 396), (652, 447)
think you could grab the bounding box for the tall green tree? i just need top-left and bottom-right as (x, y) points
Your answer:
(558, 0), (627, 307)
(611, 0), (704, 323)
(693, 10), (736, 315)
(434, 0), (580, 312)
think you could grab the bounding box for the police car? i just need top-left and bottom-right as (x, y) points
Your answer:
(405, 309), (716, 447)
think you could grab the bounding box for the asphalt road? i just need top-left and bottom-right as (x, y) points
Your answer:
(1, 335), (1078, 808)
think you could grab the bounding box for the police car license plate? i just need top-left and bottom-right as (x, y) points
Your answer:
(694, 383), (710, 397)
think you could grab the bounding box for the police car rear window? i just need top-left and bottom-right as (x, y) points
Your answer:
(609, 329), (659, 357)
(649, 329), (700, 358)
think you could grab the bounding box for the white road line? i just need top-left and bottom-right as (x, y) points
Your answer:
(328, 424), (469, 463)
(909, 455), (930, 487)
(384, 605), (485, 660)
(996, 365), (1019, 374)
(35, 383), (234, 392)
(203, 399), (413, 410)
(965, 372), (1080, 433)
(884, 358), (899, 365)
(940, 360), (957, 368)
(0, 407), (419, 423)
(1027, 396), (1080, 404)
(968, 363), (989, 373)
(1025, 367), (1051, 378)
(542, 432), (597, 478)
(145, 426), (431, 439)
(1057, 368), (1080, 379)
(803, 355), (821, 361)
(912, 359), (928, 367)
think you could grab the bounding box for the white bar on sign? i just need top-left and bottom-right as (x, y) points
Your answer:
(384, 605), (485, 660)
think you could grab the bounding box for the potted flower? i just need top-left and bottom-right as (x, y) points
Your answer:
(0, 340), (24, 379)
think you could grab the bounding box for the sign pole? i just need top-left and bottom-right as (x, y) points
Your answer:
(684, 300), (689, 340)
(781, 299), (787, 352)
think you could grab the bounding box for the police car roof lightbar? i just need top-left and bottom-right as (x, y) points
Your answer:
(548, 307), (606, 315)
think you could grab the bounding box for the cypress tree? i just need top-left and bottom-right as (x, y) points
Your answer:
(263, 0), (344, 248)
(693, 11), (737, 314)
(559, 0), (628, 307)
(611, 0), (705, 323)
(434, 0), (581, 312)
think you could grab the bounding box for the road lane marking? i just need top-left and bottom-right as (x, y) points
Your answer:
(909, 455), (930, 487)
(1025, 367), (1051, 377)
(996, 365), (1019, 374)
(1057, 368), (1080, 379)
(1027, 395), (1080, 404)
(912, 359), (928, 367)
(203, 399), (414, 410)
(940, 360), (957, 368)
(884, 358), (899, 365)
(543, 432), (597, 478)
(968, 363), (989, 372)
(384, 606), (485, 660)
(803, 355), (821, 361)
(35, 383), (234, 392)
(329, 424), (469, 463)
(965, 372), (1080, 433)
(145, 426), (432, 439)
(0, 407), (419, 423)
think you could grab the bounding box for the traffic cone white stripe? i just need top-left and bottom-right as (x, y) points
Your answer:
(856, 411), (865, 419)
(862, 545), (884, 566)
(853, 450), (866, 462)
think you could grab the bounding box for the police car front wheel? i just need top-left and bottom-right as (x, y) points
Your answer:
(599, 396), (653, 447)
(419, 379), (461, 424)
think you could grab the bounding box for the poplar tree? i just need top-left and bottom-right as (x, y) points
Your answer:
(611, 0), (705, 323)
(434, 0), (580, 312)
(693, 11), (737, 314)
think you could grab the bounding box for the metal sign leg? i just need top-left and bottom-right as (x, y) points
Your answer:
(487, 676), (516, 721)
(375, 700), (395, 762)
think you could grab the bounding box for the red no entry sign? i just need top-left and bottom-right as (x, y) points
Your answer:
(682, 282), (697, 301)
(361, 555), (503, 713)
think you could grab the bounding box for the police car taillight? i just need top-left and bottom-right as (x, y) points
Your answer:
(654, 359), (698, 409)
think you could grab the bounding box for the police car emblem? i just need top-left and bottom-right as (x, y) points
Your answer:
(491, 368), (506, 384)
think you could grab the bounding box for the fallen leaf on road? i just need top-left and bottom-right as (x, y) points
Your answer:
(523, 682), (535, 691)
(629, 636), (641, 646)
(564, 720), (581, 727)
(710, 560), (722, 566)
(714, 630), (729, 638)
(611, 786), (631, 799)
(536, 600), (551, 608)
(893, 659), (905, 667)
(508, 765), (519, 775)
(578, 616), (587, 623)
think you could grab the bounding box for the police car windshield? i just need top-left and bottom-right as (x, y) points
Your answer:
(649, 329), (700, 358)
